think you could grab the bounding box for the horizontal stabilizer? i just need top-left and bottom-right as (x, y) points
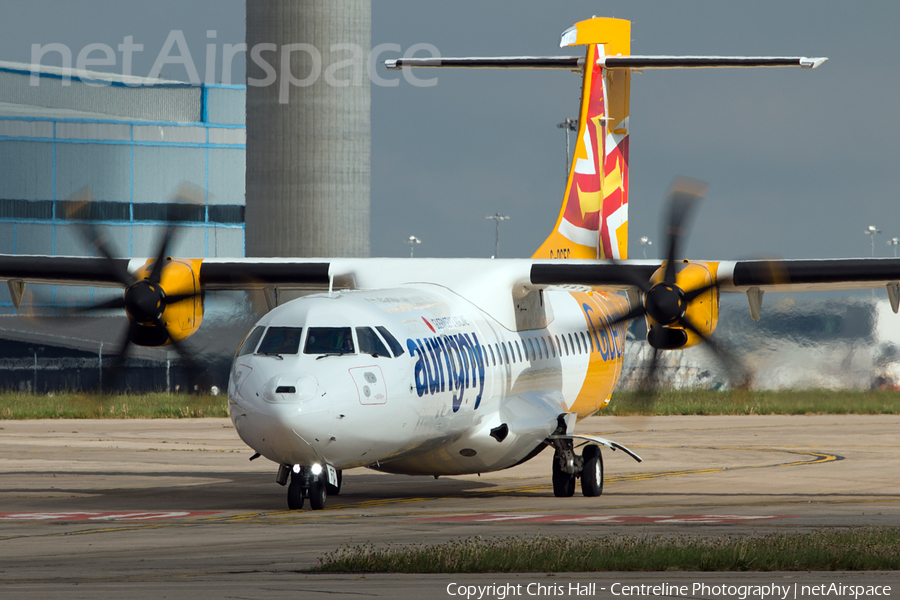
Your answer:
(385, 56), (583, 70)
(386, 56), (827, 71)
(602, 56), (828, 70)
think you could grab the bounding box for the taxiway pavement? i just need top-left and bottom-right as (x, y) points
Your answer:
(1, 415), (898, 598)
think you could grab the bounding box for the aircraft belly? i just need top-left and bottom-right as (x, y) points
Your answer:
(370, 390), (563, 476)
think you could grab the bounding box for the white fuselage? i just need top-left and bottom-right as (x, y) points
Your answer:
(228, 284), (627, 476)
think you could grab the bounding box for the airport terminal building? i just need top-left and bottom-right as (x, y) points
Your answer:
(0, 61), (246, 312)
(0, 62), (249, 391)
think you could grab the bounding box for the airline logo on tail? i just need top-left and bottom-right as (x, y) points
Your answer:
(533, 18), (632, 261)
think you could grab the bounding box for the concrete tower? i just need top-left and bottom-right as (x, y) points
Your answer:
(245, 1), (371, 258)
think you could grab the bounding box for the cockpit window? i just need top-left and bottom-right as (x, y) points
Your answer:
(376, 325), (405, 357)
(257, 327), (303, 355)
(305, 327), (354, 355)
(237, 326), (265, 357)
(356, 327), (390, 357)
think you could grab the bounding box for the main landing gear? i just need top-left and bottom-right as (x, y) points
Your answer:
(551, 439), (603, 498)
(279, 465), (342, 510)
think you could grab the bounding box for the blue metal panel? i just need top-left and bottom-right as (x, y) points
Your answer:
(208, 148), (246, 205)
(0, 115), (245, 129)
(15, 224), (53, 255)
(0, 135), (244, 150)
(208, 226), (245, 258)
(56, 143), (131, 202)
(132, 224), (206, 258)
(0, 141), (53, 200)
(54, 225), (91, 257)
(205, 87), (246, 126)
(0, 223), (14, 253)
(132, 146), (206, 204)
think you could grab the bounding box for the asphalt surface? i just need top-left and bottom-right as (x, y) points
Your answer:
(1, 415), (899, 598)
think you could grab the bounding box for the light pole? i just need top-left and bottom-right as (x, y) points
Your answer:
(406, 235), (421, 258)
(639, 236), (653, 259)
(888, 237), (899, 258)
(556, 118), (578, 179)
(486, 213), (510, 258)
(865, 225), (881, 257)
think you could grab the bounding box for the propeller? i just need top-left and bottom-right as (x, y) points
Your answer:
(62, 184), (208, 392)
(603, 178), (750, 406)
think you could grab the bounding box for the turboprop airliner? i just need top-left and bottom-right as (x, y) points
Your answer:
(3, 17), (899, 511)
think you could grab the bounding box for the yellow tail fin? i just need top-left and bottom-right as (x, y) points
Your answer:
(533, 17), (631, 260)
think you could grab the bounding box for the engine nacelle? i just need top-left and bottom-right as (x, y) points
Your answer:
(127, 258), (204, 347)
(644, 260), (719, 350)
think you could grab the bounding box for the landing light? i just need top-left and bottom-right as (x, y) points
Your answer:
(311, 463), (323, 475)
(292, 464), (301, 474)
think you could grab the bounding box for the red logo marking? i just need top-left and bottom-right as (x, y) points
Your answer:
(422, 317), (436, 333)
(0, 511), (219, 522)
(408, 514), (793, 524)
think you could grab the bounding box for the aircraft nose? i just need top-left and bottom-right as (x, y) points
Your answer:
(259, 373), (323, 405)
(229, 366), (332, 466)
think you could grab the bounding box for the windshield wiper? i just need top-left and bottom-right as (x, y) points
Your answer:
(316, 352), (351, 360)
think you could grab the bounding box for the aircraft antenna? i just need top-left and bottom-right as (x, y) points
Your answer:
(557, 118), (578, 179)
(486, 213), (511, 258)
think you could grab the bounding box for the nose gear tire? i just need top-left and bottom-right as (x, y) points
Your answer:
(309, 473), (328, 510)
(287, 480), (305, 510)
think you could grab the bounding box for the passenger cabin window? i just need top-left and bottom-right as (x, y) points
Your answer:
(257, 327), (303, 355)
(501, 343), (510, 364)
(581, 331), (591, 353)
(305, 327), (354, 355)
(573, 333), (582, 354)
(488, 344), (496, 366)
(561, 335), (569, 356)
(515, 341), (523, 362)
(238, 326), (265, 357)
(356, 327), (390, 357)
(376, 325), (405, 356)
(541, 337), (550, 359)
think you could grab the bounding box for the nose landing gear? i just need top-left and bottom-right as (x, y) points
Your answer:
(283, 466), (339, 510)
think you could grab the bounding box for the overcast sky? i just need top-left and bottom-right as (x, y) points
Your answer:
(1, 1), (898, 266)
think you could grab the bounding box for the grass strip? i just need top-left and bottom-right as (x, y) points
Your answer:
(311, 528), (900, 573)
(0, 391), (228, 419)
(606, 388), (900, 416)
(2, 389), (899, 419)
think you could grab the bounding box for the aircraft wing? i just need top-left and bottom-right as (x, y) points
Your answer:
(5, 255), (900, 294)
(0, 256), (333, 289)
(716, 258), (900, 294)
(528, 258), (900, 318)
(529, 258), (900, 293)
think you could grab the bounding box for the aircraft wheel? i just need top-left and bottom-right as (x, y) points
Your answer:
(309, 473), (328, 510)
(581, 444), (603, 497)
(287, 480), (304, 510)
(552, 452), (576, 497)
(326, 469), (342, 496)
